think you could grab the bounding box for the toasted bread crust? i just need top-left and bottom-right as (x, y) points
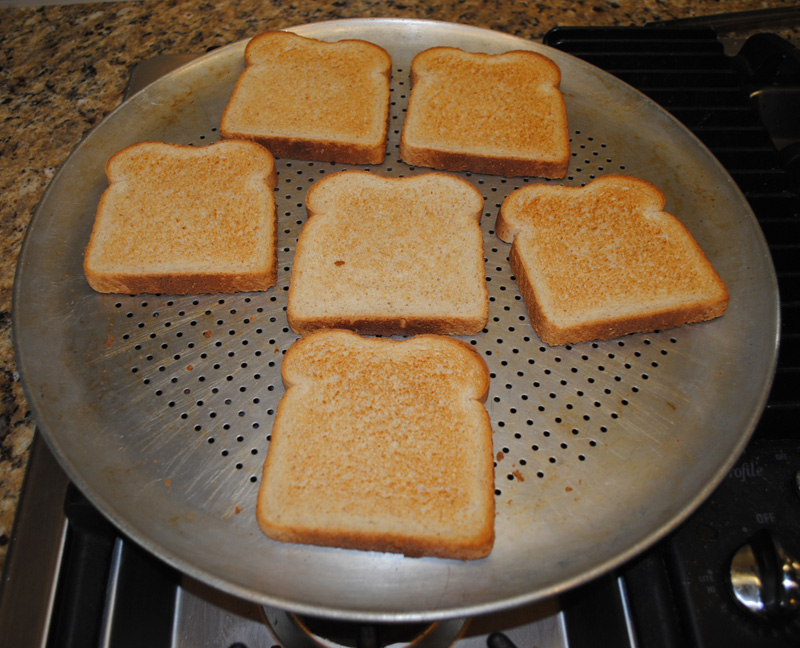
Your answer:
(287, 171), (489, 336)
(497, 175), (729, 345)
(400, 146), (569, 179)
(400, 47), (569, 178)
(83, 140), (278, 295)
(234, 134), (385, 166)
(257, 330), (495, 560)
(84, 269), (278, 296)
(285, 314), (487, 337)
(508, 244), (728, 346)
(221, 31), (391, 165)
(260, 520), (494, 561)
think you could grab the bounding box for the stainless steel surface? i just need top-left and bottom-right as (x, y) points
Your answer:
(124, 53), (205, 98)
(729, 532), (800, 618)
(12, 18), (779, 621)
(0, 435), (70, 648)
(173, 577), (567, 648)
(264, 609), (468, 648)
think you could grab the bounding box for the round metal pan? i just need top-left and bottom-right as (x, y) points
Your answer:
(13, 18), (778, 621)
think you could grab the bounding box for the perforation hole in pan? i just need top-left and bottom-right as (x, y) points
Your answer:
(109, 63), (682, 502)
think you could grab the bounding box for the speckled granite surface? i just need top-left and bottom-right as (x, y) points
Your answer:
(0, 0), (798, 573)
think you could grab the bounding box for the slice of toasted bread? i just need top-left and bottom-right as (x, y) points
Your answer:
(83, 140), (278, 295)
(286, 170), (488, 336)
(220, 30), (392, 165)
(400, 47), (569, 178)
(257, 329), (495, 560)
(496, 175), (729, 345)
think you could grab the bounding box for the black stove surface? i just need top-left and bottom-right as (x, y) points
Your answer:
(1, 26), (799, 648)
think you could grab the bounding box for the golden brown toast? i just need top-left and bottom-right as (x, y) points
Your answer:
(83, 140), (277, 295)
(257, 329), (495, 560)
(496, 175), (729, 345)
(400, 46), (570, 178)
(221, 30), (392, 165)
(287, 170), (489, 336)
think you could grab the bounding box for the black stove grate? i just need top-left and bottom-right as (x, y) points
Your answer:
(544, 26), (800, 648)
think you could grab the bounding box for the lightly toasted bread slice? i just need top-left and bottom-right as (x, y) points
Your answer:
(257, 329), (495, 560)
(83, 140), (278, 295)
(496, 175), (729, 346)
(400, 47), (570, 178)
(286, 170), (489, 336)
(220, 30), (392, 165)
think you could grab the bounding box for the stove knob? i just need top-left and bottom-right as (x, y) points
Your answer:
(729, 529), (800, 619)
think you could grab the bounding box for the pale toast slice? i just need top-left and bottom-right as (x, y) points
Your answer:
(496, 175), (729, 345)
(221, 30), (392, 164)
(400, 46), (569, 178)
(84, 140), (278, 295)
(257, 329), (495, 560)
(287, 170), (488, 336)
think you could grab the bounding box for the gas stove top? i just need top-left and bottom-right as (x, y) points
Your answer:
(1, 25), (799, 648)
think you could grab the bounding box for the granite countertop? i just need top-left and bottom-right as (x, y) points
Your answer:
(0, 0), (798, 574)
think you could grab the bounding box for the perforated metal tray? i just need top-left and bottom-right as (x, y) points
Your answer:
(13, 19), (778, 621)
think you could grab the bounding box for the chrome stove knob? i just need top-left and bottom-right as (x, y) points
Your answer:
(729, 529), (800, 619)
